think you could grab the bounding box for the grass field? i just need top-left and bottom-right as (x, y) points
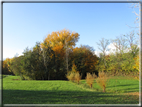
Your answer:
(2, 75), (140, 104)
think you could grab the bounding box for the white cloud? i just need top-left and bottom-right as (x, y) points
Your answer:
(3, 47), (23, 60)
(94, 42), (139, 57)
(107, 42), (118, 54)
(94, 51), (101, 57)
(94, 42), (117, 57)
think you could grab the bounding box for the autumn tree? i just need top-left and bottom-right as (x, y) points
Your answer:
(52, 45), (65, 80)
(71, 45), (98, 78)
(86, 73), (97, 88)
(2, 58), (14, 75)
(42, 29), (80, 73)
(66, 63), (78, 82)
(96, 71), (108, 92)
(74, 72), (82, 84)
(133, 54), (140, 80)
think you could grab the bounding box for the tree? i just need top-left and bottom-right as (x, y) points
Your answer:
(111, 35), (127, 73)
(128, 3), (140, 29)
(72, 45), (98, 78)
(41, 41), (54, 80)
(133, 54), (139, 71)
(2, 58), (14, 75)
(86, 73), (97, 88)
(42, 29), (80, 73)
(32, 42), (45, 80)
(52, 45), (65, 80)
(74, 72), (82, 84)
(9, 56), (25, 80)
(97, 38), (109, 71)
(96, 71), (108, 92)
(124, 31), (139, 56)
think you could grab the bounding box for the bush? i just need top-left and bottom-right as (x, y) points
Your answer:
(66, 63), (78, 82)
(66, 72), (75, 82)
(74, 72), (82, 84)
(96, 71), (108, 92)
(86, 73), (97, 88)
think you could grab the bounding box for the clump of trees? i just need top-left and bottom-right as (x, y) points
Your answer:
(96, 31), (139, 77)
(3, 29), (98, 80)
(2, 29), (139, 81)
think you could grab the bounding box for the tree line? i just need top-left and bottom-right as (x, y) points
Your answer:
(2, 29), (98, 80)
(2, 30), (139, 80)
(96, 31), (139, 77)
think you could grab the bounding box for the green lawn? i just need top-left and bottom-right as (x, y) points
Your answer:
(2, 75), (140, 104)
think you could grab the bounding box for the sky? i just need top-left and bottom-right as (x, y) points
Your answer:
(2, 2), (139, 60)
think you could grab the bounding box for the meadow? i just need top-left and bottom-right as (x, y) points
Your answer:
(2, 75), (140, 104)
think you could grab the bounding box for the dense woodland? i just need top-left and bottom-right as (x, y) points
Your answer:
(2, 29), (139, 80)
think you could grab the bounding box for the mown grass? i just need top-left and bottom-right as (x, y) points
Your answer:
(79, 76), (139, 93)
(2, 75), (140, 104)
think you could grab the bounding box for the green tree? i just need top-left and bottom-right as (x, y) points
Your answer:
(71, 45), (98, 78)
(96, 38), (109, 72)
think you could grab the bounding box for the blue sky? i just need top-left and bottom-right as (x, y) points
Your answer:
(3, 2), (139, 60)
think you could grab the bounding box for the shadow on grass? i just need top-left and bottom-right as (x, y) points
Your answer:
(3, 89), (139, 104)
(1, 75), (7, 79)
(107, 84), (139, 88)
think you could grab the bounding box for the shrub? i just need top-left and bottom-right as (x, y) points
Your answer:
(74, 72), (82, 84)
(66, 63), (78, 82)
(96, 71), (108, 92)
(66, 72), (75, 82)
(86, 73), (97, 88)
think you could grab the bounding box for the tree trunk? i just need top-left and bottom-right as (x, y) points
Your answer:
(65, 40), (69, 73)
(90, 84), (92, 88)
(66, 47), (68, 72)
(48, 71), (50, 80)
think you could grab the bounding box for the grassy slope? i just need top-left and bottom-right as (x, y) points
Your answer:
(80, 76), (139, 93)
(2, 75), (140, 104)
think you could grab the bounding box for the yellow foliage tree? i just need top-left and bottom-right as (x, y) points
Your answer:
(133, 55), (139, 71)
(41, 29), (80, 73)
(133, 54), (140, 80)
(2, 58), (14, 75)
(42, 29), (80, 49)
(52, 45), (65, 58)
(86, 73), (97, 88)
(74, 72), (82, 84)
(71, 63), (77, 73)
(96, 71), (108, 92)
(66, 63), (78, 82)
